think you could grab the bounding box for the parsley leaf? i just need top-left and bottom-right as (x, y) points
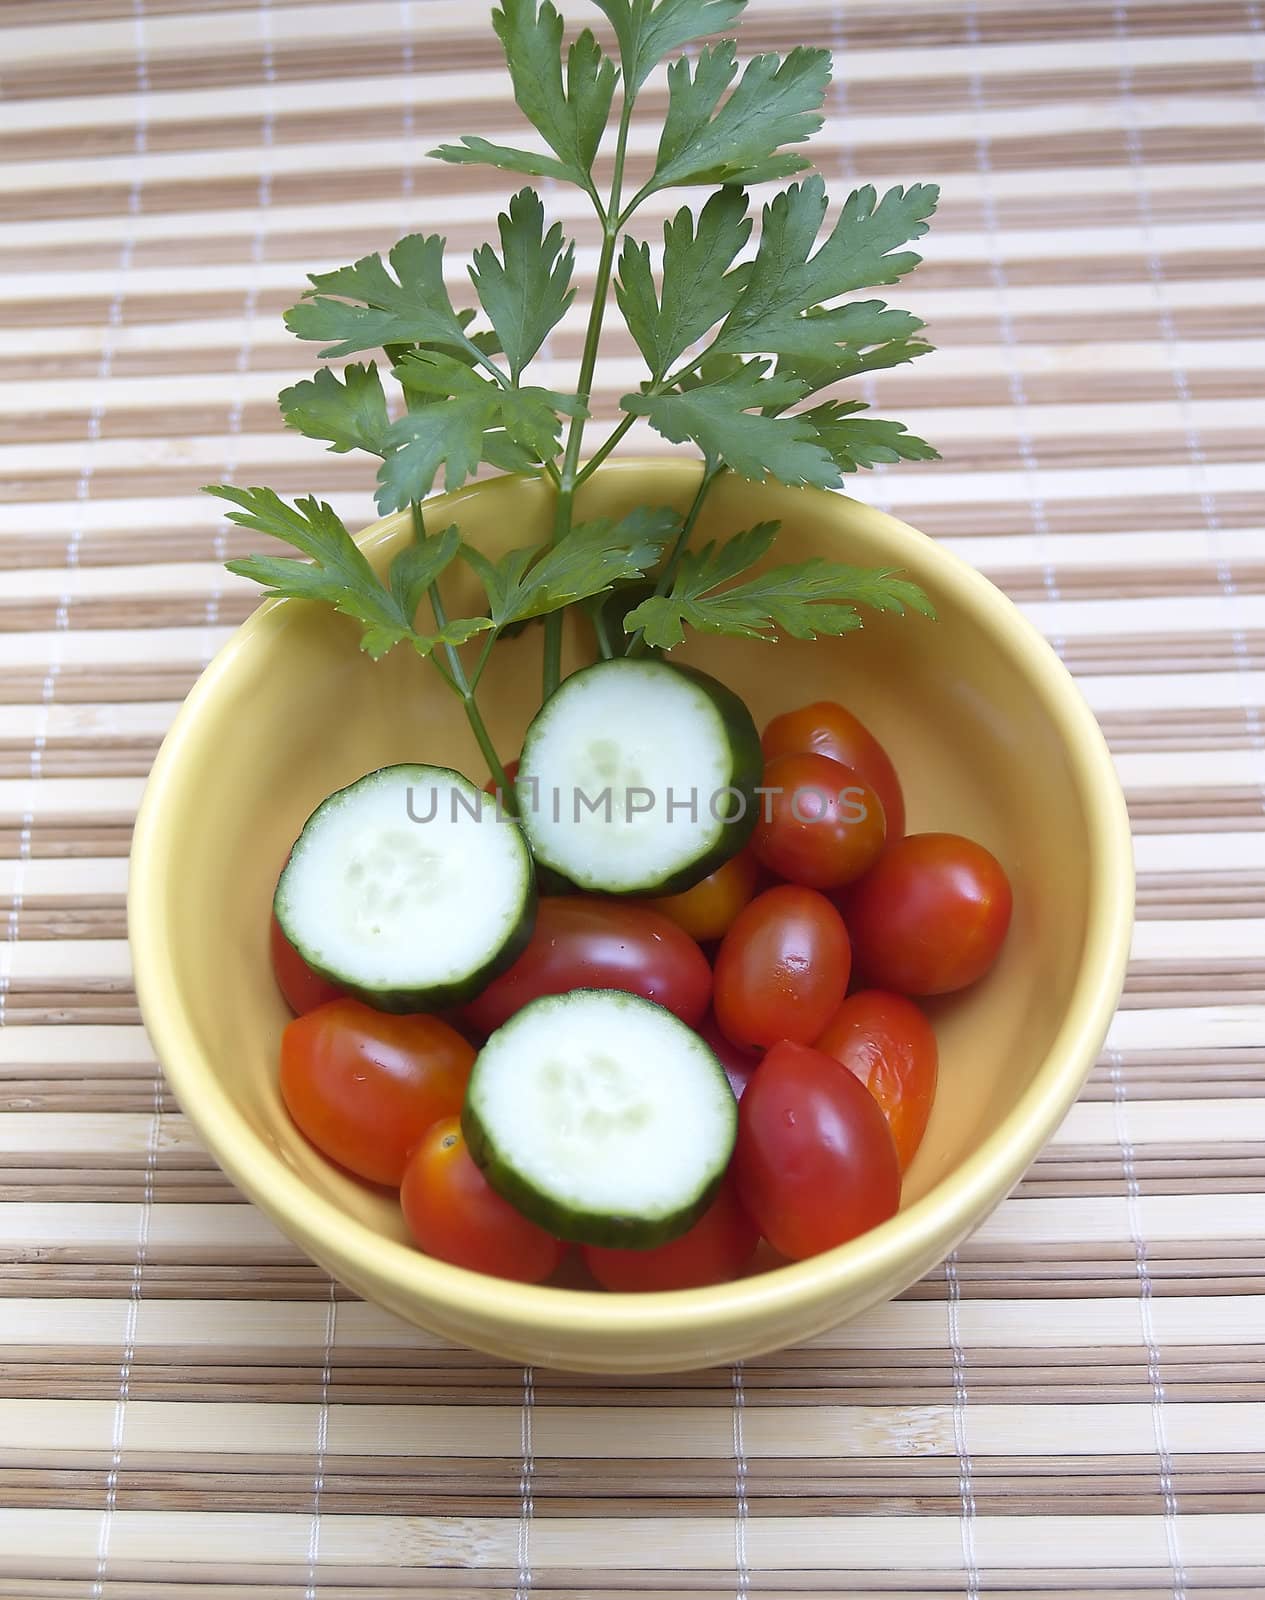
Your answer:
(646, 44), (829, 193)
(593, 0), (747, 92)
(278, 362), (390, 456)
(427, 136), (576, 185)
(809, 181), (940, 292)
(209, 485), (491, 660)
(385, 521), (463, 624)
(616, 188), (751, 378)
(712, 178), (939, 358)
(622, 363), (841, 487)
(379, 350), (582, 510)
(439, 2), (618, 188)
(285, 234), (486, 364)
(463, 507), (679, 628)
(800, 402), (940, 473)
(774, 302), (932, 393)
(382, 308), (501, 376)
(470, 189), (576, 381)
(623, 521), (934, 648)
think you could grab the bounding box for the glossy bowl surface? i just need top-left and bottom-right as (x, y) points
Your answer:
(129, 460), (1133, 1372)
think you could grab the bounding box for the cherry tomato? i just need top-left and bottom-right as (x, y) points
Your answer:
(734, 1039), (901, 1260)
(463, 896), (712, 1034)
(647, 849), (759, 942)
(815, 990), (938, 1170)
(401, 1117), (564, 1283)
(280, 999), (474, 1186)
(752, 752), (886, 890)
(713, 885), (851, 1050)
(582, 1178), (759, 1292)
(762, 700), (906, 841)
(697, 1010), (760, 1099)
(270, 913), (344, 1015)
(841, 832), (1013, 996)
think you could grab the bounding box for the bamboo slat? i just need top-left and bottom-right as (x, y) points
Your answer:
(1, 0), (1264, 1592)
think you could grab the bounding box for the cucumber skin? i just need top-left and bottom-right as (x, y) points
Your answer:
(275, 763), (537, 1015)
(534, 863), (577, 897)
(518, 659), (764, 898)
(309, 885), (536, 1014)
(461, 990), (739, 1250)
(658, 662), (764, 894)
(464, 1096), (729, 1250)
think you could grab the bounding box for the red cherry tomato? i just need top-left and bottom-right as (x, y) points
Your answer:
(815, 990), (939, 1171)
(752, 751), (886, 890)
(841, 832), (1013, 995)
(647, 848), (759, 942)
(401, 1117), (563, 1283)
(734, 1039), (901, 1260)
(462, 896), (712, 1034)
(713, 885), (851, 1050)
(582, 1178), (759, 1291)
(280, 999), (474, 1186)
(696, 1010), (760, 1099)
(762, 700), (906, 840)
(270, 913), (344, 1015)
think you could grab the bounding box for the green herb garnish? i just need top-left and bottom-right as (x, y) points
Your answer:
(208, 0), (939, 793)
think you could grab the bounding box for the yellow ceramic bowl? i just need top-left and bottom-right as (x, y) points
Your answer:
(129, 460), (1133, 1372)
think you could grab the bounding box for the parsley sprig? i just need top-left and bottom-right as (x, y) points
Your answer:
(208, 0), (940, 790)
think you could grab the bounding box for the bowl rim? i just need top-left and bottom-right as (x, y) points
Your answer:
(129, 459), (1135, 1346)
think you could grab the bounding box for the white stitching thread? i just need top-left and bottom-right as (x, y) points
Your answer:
(1109, 1047), (1188, 1599)
(945, 1252), (980, 1600)
(964, 1), (1063, 642)
(88, 10), (152, 1585)
(732, 1360), (751, 1600)
(304, 1277), (338, 1600)
(209, 0), (276, 634)
(401, 0), (416, 198)
(93, 1065), (163, 1594)
(513, 1364), (536, 1600)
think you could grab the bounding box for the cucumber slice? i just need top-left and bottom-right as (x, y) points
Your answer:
(515, 658), (762, 895)
(275, 764), (534, 1013)
(463, 989), (738, 1249)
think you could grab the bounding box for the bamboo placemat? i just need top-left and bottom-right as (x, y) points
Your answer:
(2, 0), (1264, 1593)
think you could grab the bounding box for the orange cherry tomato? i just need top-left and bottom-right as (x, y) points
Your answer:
(270, 913), (344, 1015)
(401, 1117), (564, 1283)
(280, 999), (474, 1186)
(713, 885), (851, 1050)
(841, 832), (1012, 996)
(734, 1039), (901, 1260)
(815, 989), (939, 1170)
(582, 1177), (759, 1292)
(647, 849), (759, 942)
(752, 751), (886, 890)
(762, 700), (906, 841)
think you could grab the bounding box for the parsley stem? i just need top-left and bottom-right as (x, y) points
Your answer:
(428, 654), (458, 693)
(658, 461), (726, 594)
(575, 344), (716, 493)
(412, 501), (513, 799)
(589, 602), (616, 661)
(574, 412), (636, 487)
(468, 629), (498, 692)
(541, 79), (639, 701)
(624, 460), (726, 658)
